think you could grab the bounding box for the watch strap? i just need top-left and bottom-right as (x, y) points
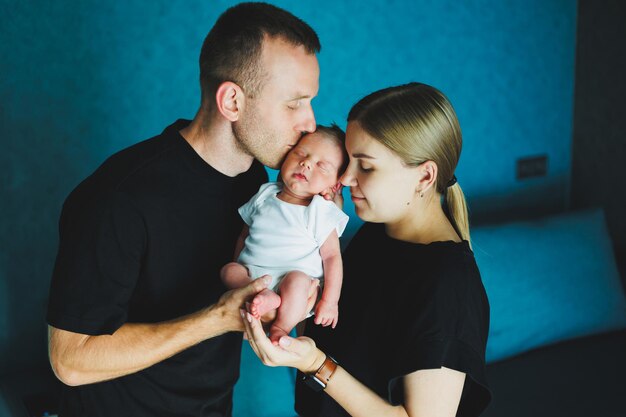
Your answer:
(314, 355), (338, 386)
(301, 354), (339, 392)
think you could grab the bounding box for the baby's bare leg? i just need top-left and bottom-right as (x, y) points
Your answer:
(220, 262), (252, 289)
(296, 280), (320, 336)
(269, 271), (313, 344)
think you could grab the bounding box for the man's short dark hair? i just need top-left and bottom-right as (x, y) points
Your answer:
(316, 123), (349, 175)
(199, 2), (321, 108)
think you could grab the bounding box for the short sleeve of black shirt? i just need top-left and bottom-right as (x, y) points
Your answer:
(47, 186), (147, 334)
(296, 222), (491, 417)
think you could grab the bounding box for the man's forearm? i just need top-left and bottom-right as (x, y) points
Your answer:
(49, 272), (268, 387)
(49, 303), (230, 386)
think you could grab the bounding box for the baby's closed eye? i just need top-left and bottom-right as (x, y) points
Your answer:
(317, 162), (330, 172)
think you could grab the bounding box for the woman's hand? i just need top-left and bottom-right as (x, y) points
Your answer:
(241, 310), (326, 373)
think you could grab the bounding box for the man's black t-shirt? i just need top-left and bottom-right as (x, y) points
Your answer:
(295, 222), (492, 417)
(47, 120), (267, 417)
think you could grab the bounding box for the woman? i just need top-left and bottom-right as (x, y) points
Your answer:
(242, 83), (491, 417)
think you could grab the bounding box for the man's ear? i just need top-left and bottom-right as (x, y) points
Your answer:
(215, 81), (245, 122)
(416, 160), (438, 194)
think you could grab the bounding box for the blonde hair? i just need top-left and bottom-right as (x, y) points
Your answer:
(348, 82), (471, 243)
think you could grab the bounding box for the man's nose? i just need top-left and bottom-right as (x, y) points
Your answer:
(298, 104), (316, 133)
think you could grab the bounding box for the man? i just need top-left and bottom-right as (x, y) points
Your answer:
(46, 3), (320, 416)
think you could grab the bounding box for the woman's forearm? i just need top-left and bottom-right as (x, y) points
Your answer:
(300, 350), (465, 417)
(241, 311), (405, 417)
(323, 365), (408, 417)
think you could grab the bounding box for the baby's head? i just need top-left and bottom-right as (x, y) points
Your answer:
(280, 124), (348, 199)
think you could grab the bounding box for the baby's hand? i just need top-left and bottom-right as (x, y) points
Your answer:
(320, 182), (344, 209)
(314, 299), (339, 328)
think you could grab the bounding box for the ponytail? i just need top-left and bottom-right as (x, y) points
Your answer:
(445, 182), (471, 247)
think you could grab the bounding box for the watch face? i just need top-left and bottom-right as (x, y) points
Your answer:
(302, 374), (326, 392)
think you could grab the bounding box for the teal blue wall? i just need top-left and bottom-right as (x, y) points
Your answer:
(0, 0), (577, 375)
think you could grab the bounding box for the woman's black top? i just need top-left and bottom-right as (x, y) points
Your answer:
(295, 222), (492, 416)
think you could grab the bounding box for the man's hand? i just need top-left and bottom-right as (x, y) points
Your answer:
(314, 299), (339, 328)
(214, 276), (271, 333)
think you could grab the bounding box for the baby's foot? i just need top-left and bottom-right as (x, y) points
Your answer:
(250, 289), (281, 319)
(269, 324), (290, 346)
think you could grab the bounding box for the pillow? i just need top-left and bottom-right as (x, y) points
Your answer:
(472, 209), (626, 363)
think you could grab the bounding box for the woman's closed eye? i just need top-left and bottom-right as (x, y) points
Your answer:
(359, 162), (373, 172)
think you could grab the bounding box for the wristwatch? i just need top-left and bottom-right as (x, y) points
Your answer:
(302, 354), (338, 392)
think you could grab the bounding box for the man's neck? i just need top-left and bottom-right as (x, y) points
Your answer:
(179, 110), (255, 177)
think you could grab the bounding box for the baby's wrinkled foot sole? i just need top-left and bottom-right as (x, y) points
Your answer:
(250, 289), (281, 319)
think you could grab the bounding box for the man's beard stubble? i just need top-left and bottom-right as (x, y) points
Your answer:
(232, 110), (287, 170)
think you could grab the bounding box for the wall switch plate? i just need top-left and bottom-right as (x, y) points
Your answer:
(517, 155), (548, 179)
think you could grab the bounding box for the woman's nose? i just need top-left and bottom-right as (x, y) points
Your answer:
(339, 170), (356, 187)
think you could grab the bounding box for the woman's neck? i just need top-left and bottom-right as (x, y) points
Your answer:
(385, 196), (461, 244)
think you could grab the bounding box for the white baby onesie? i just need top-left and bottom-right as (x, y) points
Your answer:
(237, 182), (349, 289)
